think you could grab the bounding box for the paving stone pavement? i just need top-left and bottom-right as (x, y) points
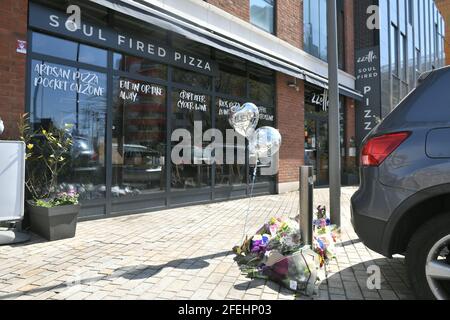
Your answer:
(0, 187), (416, 300)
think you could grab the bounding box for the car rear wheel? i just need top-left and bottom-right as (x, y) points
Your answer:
(406, 214), (450, 300)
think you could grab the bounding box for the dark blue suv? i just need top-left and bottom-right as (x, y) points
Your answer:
(351, 66), (450, 300)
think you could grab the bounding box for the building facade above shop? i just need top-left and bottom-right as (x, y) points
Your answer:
(89, 0), (361, 98)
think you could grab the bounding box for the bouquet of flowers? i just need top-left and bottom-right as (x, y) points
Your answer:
(261, 247), (319, 295)
(234, 216), (320, 296)
(312, 206), (340, 267)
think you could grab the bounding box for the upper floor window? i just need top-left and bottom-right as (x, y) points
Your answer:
(303, 0), (345, 68)
(250, 0), (275, 34)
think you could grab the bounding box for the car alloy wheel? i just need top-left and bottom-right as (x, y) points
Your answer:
(425, 234), (450, 300)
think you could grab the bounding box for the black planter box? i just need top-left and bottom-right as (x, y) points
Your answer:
(27, 202), (80, 241)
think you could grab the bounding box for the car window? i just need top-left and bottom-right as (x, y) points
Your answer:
(404, 69), (450, 123)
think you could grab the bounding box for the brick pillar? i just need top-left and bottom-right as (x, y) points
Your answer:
(345, 98), (356, 170)
(0, 0), (28, 140)
(344, 0), (355, 75)
(276, 0), (302, 48)
(276, 73), (304, 193)
(205, 0), (249, 21)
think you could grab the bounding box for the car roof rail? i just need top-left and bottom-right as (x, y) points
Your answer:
(417, 65), (450, 85)
(417, 70), (433, 85)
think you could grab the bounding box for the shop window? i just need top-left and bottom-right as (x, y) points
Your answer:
(248, 64), (275, 107)
(112, 77), (167, 197)
(171, 89), (212, 189)
(257, 106), (275, 127)
(113, 53), (167, 80)
(172, 67), (211, 90)
(249, 75), (274, 106)
(254, 105), (276, 182)
(250, 0), (275, 34)
(216, 70), (247, 97)
(29, 60), (107, 200)
(303, 0), (327, 62)
(32, 32), (107, 67)
(215, 98), (246, 186)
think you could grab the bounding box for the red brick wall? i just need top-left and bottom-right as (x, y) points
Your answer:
(276, 0), (302, 49)
(205, 0), (249, 21)
(344, 0), (355, 75)
(0, 0), (28, 140)
(276, 73), (304, 184)
(436, 0), (450, 65)
(344, 98), (356, 169)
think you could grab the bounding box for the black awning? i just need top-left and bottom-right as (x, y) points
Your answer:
(90, 0), (362, 100)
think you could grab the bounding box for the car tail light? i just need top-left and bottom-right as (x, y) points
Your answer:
(361, 132), (411, 167)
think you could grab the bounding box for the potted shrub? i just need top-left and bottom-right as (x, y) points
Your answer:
(19, 114), (80, 241)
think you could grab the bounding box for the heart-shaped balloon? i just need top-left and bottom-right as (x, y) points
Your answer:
(228, 103), (259, 138)
(249, 126), (282, 159)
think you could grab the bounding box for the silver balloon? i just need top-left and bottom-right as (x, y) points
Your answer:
(228, 103), (259, 138)
(250, 127), (282, 159)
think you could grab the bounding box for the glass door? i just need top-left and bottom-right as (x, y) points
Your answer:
(304, 118), (318, 181)
(304, 117), (329, 186)
(317, 120), (329, 186)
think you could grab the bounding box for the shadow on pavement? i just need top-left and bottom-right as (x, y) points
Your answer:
(233, 256), (415, 300)
(335, 239), (362, 247)
(0, 250), (231, 299)
(117, 251), (232, 280)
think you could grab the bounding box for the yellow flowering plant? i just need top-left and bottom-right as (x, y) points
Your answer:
(18, 113), (74, 202)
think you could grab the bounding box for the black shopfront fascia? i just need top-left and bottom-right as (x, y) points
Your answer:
(26, 1), (277, 220)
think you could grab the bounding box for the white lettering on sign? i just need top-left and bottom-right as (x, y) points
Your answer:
(311, 93), (329, 111)
(218, 99), (241, 116)
(357, 50), (378, 64)
(356, 47), (381, 136)
(258, 106), (274, 122)
(356, 51), (379, 80)
(119, 80), (164, 102)
(177, 90), (208, 112)
(37, 3), (217, 74)
(174, 51), (211, 72)
(33, 63), (104, 97)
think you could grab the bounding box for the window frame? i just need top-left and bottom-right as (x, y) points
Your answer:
(26, 25), (278, 215)
(249, 0), (276, 35)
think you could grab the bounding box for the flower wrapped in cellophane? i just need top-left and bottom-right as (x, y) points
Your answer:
(312, 206), (340, 267)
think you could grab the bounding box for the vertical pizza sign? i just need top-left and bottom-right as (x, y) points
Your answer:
(355, 46), (381, 146)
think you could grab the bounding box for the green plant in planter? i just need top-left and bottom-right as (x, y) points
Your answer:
(18, 114), (80, 241)
(18, 113), (75, 203)
(34, 192), (79, 208)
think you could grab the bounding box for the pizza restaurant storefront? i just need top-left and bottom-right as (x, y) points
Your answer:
(27, 1), (278, 219)
(304, 84), (355, 187)
(25, 1), (359, 219)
